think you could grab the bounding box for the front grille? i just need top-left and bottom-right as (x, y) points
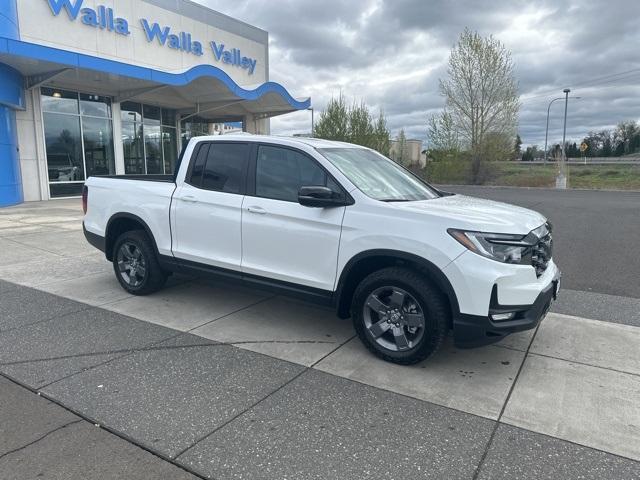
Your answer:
(531, 225), (552, 277)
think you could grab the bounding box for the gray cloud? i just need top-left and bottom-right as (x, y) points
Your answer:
(197, 0), (640, 147)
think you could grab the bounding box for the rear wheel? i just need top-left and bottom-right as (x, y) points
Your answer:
(352, 267), (448, 364)
(112, 230), (167, 295)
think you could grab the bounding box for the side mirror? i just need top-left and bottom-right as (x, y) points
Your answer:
(298, 186), (346, 208)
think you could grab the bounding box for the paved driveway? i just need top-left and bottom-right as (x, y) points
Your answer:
(1, 194), (639, 479)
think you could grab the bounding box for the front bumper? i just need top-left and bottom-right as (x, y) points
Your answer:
(454, 276), (560, 348)
(442, 249), (561, 348)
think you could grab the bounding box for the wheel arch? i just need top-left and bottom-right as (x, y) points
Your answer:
(334, 249), (460, 321)
(105, 213), (160, 261)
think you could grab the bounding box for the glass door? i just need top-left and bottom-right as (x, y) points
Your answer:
(121, 102), (178, 175)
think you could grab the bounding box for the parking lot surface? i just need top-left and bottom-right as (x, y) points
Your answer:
(1, 191), (639, 479)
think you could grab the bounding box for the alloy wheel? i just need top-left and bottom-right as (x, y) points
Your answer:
(362, 286), (426, 352)
(116, 241), (147, 288)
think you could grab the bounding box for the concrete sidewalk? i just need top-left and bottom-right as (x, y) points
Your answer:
(1, 198), (639, 479)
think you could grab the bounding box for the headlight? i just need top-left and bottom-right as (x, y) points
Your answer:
(448, 229), (535, 264)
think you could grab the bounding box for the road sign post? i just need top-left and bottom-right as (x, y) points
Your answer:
(580, 142), (588, 164)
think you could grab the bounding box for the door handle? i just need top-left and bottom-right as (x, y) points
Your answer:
(182, 195), (198, 203)
(247, 206), (267, 214)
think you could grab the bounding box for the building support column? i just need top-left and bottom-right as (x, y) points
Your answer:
(0, 63), (25, 207)
(0, 0), (25, 206)
(112, 102), (125, 175)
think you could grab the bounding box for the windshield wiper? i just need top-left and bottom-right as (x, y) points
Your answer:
(379, 198), (411, 202)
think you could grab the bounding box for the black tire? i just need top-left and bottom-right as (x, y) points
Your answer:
(351, 267), (448, 365)
(112, 230), (167, 295)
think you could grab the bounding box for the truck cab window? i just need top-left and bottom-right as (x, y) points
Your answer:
(187, 143), (209, 187)
(255, 145), (334, 202)
(202, 143), (249, 194)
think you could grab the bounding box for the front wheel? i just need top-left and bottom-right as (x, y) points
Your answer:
(112, 230), (167, 295)
(351, 267), (449, 365)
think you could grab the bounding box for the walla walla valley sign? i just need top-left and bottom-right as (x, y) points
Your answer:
(45, 0), (258, 75)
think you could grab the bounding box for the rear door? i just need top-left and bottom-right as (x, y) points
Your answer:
(172, 141), (249, 270)
(241, 144), (346, 291)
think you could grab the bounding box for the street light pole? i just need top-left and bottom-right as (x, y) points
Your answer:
(561, 88), (570, 161)
(544, 94), (581, 163)
(544, 97), (563, 163)
(555, 88), (572, 189)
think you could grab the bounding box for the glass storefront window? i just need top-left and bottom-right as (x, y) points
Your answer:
(181, 116), (210, 144)
(42, 88), (114, 198)
(41, 88), (79, 115)
(144, 124), (162, 174)
(44, 112), (84, 182)
(143, 104), (161, 125)
(162, 127), (178, 175)
(162, 108), (176, 127)
(83, 117), (115, 177)
(41, 92), (180, 196)
(121, 101), (142, 123)
(122, 121), (144, 174)
(80, 93), (112, 118)
(180, 117), (244, 144)
(122, 101), (178, 175)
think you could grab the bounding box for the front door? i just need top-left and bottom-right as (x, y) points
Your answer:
(241, 144), (346, 291)
(172, 142), (249, 270)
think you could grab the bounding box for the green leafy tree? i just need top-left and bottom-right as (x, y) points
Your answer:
(521, 145), (541, 162)
(314, 94), (349, 142)
(372, 111), (391, 157)
(314, 94), (391, 155)
(513, 134), (522, 160)
(348, 101), (374, 147)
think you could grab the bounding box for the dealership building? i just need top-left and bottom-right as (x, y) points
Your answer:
(0, 0), (310, 206)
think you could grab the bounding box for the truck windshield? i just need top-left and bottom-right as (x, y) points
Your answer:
(318, 148), (440, 202)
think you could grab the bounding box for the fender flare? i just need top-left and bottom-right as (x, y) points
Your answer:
(334, 249), (460, 318)
(105, 212), (161, 261)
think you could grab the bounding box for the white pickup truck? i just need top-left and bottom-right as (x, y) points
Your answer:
(83, 134), (560, 364)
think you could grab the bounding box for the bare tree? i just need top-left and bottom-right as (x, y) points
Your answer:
(439, 28), (519, 182)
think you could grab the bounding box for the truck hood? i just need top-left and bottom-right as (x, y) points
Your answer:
(393, 194), (547, 234)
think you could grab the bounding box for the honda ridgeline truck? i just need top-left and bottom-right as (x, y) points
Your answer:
(83, 135), (560, 364)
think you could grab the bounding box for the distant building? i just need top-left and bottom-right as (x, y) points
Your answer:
(390, 139), (427, 167)
(212, 122), (244, 135)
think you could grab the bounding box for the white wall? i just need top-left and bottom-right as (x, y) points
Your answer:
(16, 91), (47, 201)
(17, 0), (268, 85)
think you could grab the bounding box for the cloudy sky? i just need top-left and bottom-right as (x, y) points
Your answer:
(196, 0), (640, 147)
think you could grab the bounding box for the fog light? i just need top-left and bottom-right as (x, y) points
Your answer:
(491, 312), (515, 321)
